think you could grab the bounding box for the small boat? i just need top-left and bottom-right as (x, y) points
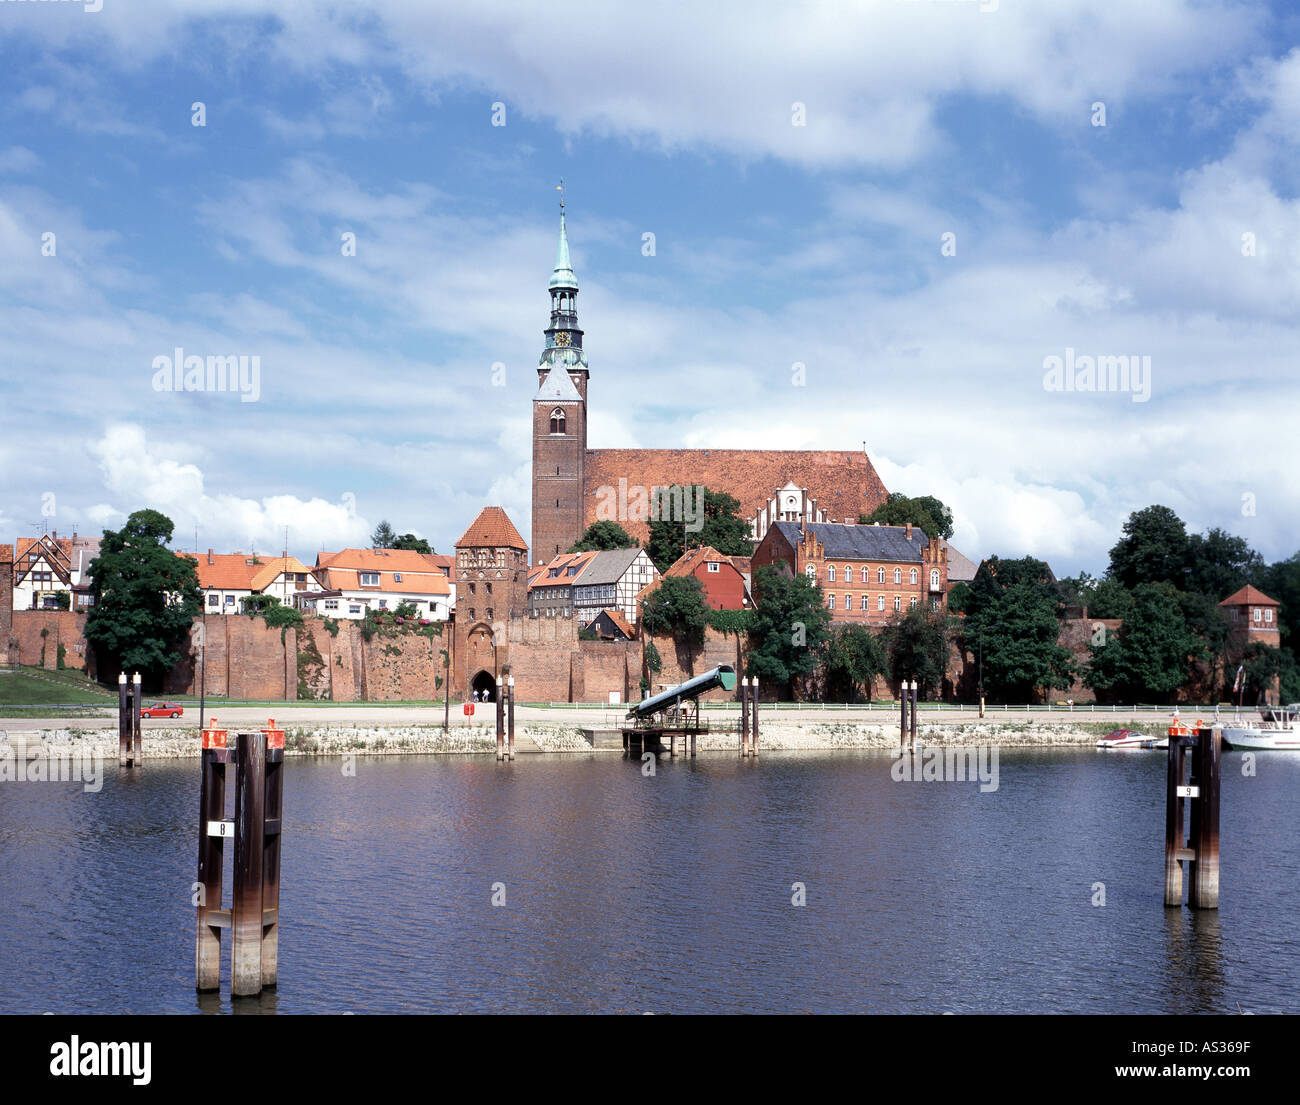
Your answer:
(1222, 704), (1300, 750)
(1097, 728), (1167, 750)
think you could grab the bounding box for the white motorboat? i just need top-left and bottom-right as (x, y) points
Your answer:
(1222, 704), (1300, 750)
(1096, 728), (1168, 750)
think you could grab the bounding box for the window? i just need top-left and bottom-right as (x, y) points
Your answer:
(806, 565), (816, 579)
(930, 598), (940, 612)
(893, 596), (901, 612)
(878, 595), (885, 611)
(208, 594), (219, 607)
(349, 605), (361, 615)
(827, 594), (835, 610)
(378, 599), (388, 609)
(360, 572), (380, 586)
(844, 565), (852, 582)
(861, 595), (869, 610)
(324, 600), (339, 610)
(910, 569), (918, 585)
(550, 407), (566, 434)
(931, 569), (940, 589)
(827, 565), (835, 582)
(1253, 608), (1262, 622)
(1266, 609), (1274, 623)
(707, 562), (720, 573)
(877, 567), (885, 584)
(225, 595), (235, 605)
(861, 567), (869, 583)
(393, 573), (402, 582)
(909, 597), (918, 609)
(893, 568), (902, 584)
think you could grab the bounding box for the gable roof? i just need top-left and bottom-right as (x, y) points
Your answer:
(1219, 584), (1279, 607)
(527, 550), (596, 592)
(572, 546), (646, 587)
(941, 541), (978, 582)
(535, 366), (583, 402)
(455, 507), (528, 551)
(591, 608), (635, 639)
(179, 552), (260, 591)
(316, 548), (446, 574)
(583, 448), (889, 544)
(664, 546), (744, 579)
(771, 521), (928, 562)
(316, 567), (450, 596)
(249, 556), (314, 592)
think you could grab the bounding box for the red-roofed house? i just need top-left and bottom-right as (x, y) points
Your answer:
(311, 548), (452, 620)
(1219, 585), (1280, 645)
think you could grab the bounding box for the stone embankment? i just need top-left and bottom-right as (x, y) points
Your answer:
(0, 720), (1117, 759)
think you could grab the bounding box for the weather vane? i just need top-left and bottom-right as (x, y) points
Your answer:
(556, 178), (565, 210)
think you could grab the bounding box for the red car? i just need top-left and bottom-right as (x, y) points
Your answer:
(140, 702), (184, 718)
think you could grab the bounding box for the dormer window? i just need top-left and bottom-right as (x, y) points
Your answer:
(360, 572), (380, 586)
(550, 408), (566, 435)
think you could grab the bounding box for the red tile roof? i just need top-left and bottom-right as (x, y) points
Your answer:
(1219, 584), (1279, 607)
(527, 550), (596, 592)
(583, 448), (888, 543)
(455, 506), (528, 550)
(178, 552), (260, 591)
(595, 608), (635, 639)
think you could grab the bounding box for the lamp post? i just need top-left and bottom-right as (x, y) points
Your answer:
(977, 621), (1001, 719)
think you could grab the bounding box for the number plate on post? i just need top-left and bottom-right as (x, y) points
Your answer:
(207, 819), (234, 837)
(1176, 785), (1200, 798)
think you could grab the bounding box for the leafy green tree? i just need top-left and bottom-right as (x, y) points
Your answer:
(640, 575), (710, 651)
(883, 607), (951, 699)
(821, 623), (889, 702)
(966, 555), (1063, 617)
(1184, 528), (1263, 599)
(1086, 578), (1134, 620)
(645, 487), (753, 573)
(946, 580), (971, 615)
(965, 581), (1075, 702)
(568, 521), (638, 552)
(860, 493), (955, 541)
(85, 510), (201, 683)
(393, 533), (433, 553)
(747, 566), (831, 699)
(1262, 552), (1300, 654)
(1240, 642), (1297, 705)
(1085, 582), (1200, 702)
(1107, 505), (1189, 589)
(371, 520), (397, 548)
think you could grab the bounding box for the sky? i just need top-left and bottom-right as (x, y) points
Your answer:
(0, 0), (1297, 577)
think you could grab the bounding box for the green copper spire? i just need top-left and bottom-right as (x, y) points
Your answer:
(549, 209), (577, 290)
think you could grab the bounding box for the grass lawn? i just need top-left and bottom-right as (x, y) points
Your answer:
(0, 666), (117, 706)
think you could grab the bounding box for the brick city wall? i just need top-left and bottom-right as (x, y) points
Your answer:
(8, 611), (89, 672)
(0, 547), (12, 663)
(645, 626), (744, 703)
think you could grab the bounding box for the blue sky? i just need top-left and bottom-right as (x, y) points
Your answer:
(1, 0), (1297, 576)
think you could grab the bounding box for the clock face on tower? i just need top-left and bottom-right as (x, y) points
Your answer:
(555, 331), (571, 347)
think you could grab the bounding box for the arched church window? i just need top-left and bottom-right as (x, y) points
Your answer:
(550, 408), (566, 435)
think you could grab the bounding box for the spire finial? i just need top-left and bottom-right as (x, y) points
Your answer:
(556, 178), (565, 211)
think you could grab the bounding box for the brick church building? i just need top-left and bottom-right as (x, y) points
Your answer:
(530, 208), (891, 565)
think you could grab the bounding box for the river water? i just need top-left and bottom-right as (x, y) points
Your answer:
(0, 749), (1295, 1014)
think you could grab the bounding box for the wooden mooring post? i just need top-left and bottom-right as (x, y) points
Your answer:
(195, 718), (284, 996)
(118, 672), (130, 767)
(495, 675), (505, 761)
(1164, 720), (1221, 910)
(132, 671), (142, 764)
(909, 680), (918, 748)
(506, 676), (516, 760)
(739, 676), (750, 755)
(750, 680), (759, 757)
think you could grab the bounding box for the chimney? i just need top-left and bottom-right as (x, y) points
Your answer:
(905, 523), (913, 541)
(207, 549), (214, 565)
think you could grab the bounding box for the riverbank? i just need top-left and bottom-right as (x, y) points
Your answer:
(0, 719), (1129, 759)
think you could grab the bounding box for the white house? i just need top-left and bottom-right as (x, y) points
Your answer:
(309, 548), (453, 620)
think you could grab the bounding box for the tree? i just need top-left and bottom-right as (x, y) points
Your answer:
(1084, 582), (1200, 702)
(966, 555), (1063, 617)
(640, 575), (710, 651)
(393, 533), (433, 554)
(1184, 527), (1263, 599)
(1107, 505), (1188, 590)
(966, 582), (1074, 702)
(645, 487), (753, 573)
(821, 623), (889, 702)
(1261, 552), (1300, 654)
(568, 521), (638, 553)
(85, 510), (201, 683)
(1239, 642), (1297, 705)
(747, 565), (831, 699)
(860, 493), (955, 541)
(1086, 579), (1134, 620)
(371, 520), (397, 549)
(882, 607), (951, 699)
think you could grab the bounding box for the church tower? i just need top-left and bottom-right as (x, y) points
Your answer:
(531, 202), (589, 565)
